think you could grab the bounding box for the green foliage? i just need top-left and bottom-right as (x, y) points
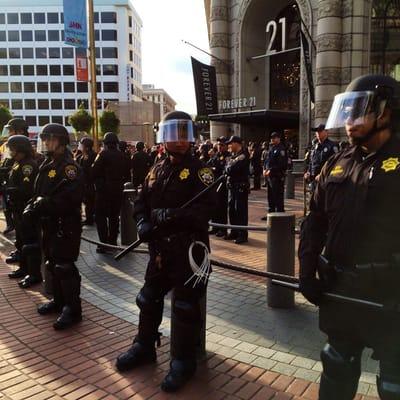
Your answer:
(68, 103), (94, 134)
(99, 109), (120, 135)
(0, 105), (12, 132)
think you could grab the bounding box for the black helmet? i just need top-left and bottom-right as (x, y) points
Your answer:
(2, 118), (29, 138)
(80, 136), (94, 148)
(7, 135), (33, 156)
(136, 141), (145, 151)
(103, 132), (119, 145)
(119, 140), (127, 151)
(40, 123), (70, 145)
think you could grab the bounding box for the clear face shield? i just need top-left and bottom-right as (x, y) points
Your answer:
(325, 91), (382, 129)
(1, 125), (13, 139)
(37, 134), (59, 155)
(156, 119), (196, 144)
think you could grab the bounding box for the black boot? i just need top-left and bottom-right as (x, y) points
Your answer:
(53, 305), (82, 330)
(161, 359), (196, 392)
(8, 268), (26, 279)
(116, 340), (157, 372)
(37, 300), (62, 315)
(6, 251), (20, 264)
(18, 244), (42, 289)
(18, 275), (42, 289)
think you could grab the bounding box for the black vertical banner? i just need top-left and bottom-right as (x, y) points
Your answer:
(191, 57), (218, 116)
(300, 30), (315, 104)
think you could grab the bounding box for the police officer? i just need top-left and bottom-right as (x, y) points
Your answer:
(304, 124), (338, 191)
(250, 142), (263, 190)
(6, 135), (40, 288)
(299, 74), (400, 400)
(207, 136), (229, 237)
(261, 132), (288, 220)
(116, 111), (215, 392)
(91, 132), (131, 253)
(131, 141), (151, 188)
(27, 124), (83, 330)
(224, 136), (250, 244)
(75, 137), (97, 225)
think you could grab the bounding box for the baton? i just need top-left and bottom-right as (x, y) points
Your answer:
(271, 279), (398, 311)
(115, 174), (227, 261)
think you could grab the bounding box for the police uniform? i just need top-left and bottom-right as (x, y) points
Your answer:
(131, 144), (152, 188)
(307, 138), (338, 182)
(264, 142), (288, 212)
(250, 144), (263, 190)
(0, 154), (15, 233)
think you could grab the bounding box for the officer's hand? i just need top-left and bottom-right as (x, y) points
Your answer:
(299, 277), (324, 306)
(264, 170), (270, 177)
(151, 208), (175, 227)
(304, 172), (310, 181)
(137, 219), (153, 242)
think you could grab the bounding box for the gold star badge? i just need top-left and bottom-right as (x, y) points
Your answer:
(381, 157), (399, 173)
(48, 169), (57, 178)
(330, 165), (344, 176)
(179, 168), (190, 180)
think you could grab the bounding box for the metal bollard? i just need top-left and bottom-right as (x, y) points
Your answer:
(120, 182), (138, 246)
(266, 213), (295, 308)
(285, 170), (295, 199)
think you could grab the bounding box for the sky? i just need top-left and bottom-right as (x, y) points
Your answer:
(133, 0), (210, 115)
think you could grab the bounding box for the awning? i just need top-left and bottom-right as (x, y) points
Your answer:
(209, 109), (299, 129)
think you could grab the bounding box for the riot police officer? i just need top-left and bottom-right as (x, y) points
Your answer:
(262, 132), (288, 219)
(6, 135), (40, 288)
(29, 124), (84, 330)
(131, 141), (151, 188)
(225, 136), (250, 244)
(299, 74), (400, 400)
(91, 132), (131, 253)
(207, 136), (229, 237)
(75, 137), (97, 225)
(116, 111), (215, 392)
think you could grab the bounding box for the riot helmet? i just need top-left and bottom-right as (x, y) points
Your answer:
(37, 123), (70, 156)
(136, 141), (145, 151)
(103, 132), (119, 146)
(80, 136), (94, 149)
(2, 118), (29, 139)
(156, 111), (196, 144)
(7, 135), (33, 159)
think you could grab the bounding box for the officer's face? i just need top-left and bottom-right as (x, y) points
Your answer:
(228, 142), (241, 153)
(271, 137), (280, 146)
(43, 136), (61, 154)
(165, 141), (190, 155)
(316, 130), (328, 142)
(217, 143), (227, 153)
(345, 111), (384, 144)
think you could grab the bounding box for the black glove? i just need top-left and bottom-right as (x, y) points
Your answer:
(136, 218), (153, 242)
(151, 208), (181, 227)
(299, 277), (324, 306)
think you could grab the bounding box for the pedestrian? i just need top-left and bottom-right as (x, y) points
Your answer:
(261, 140), (269, 187)
(131, 141), (152, 188)
(91, 132), (131, 253)
(250, 142), (263, 190)
(261, 132), (288, 220)
(28, 123), (84, 330)
(224, 136), (250, 244)
(299, 74), (400, 400)
(116, 111), (215, 392)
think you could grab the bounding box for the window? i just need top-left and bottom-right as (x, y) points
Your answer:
(47, 13), (59, 24)
(24, 82), (35, 93)
(0, 83), (8, 93)
(37, 82), (49, 93)
(96, 82), (102, 92)
(22, 48), (34, 58)
(50, 65), (61, 75)
(23, 65), (34, 75)
(64, 99), (76, 110)
(7, 14), (19, 24)
(61, 13), (64, 23)
(65, 117), (71, 127)
(61, 31), (64, 41)
(36, 65), (48, 75)
(129, 16), (132, 28)
(21, 31), (33, 41)
(35, 48), (47, 58)
(52, 116), (63, 124)
(103, 82), (119, 92)
(49, 48), (60, 58)
(77, 82), (88, 92)
(0, 48), (6, 58)
(10, 65), (21, 76)
(0, 32), (5, 41)
(51, 99), (62, 109)
(78, 99), (89, 109)
(96, 65), (101, 75)
(34, 13), (46, 24)
(8, 31), (19, 41)
(63, 65), (74, 75)
(102, 30), (117, 41)
(96, 47), (100, 58)
(26, 116), (37, 126)
(101, 12), (117, 23)
(39, 116), (50, 126)
(0, 66), (7, 75)
(129, 33), (133, 45)
(25, 99), (36, 109)
(35, 30), (46, 41)
(0, 14), (5, 24)
(38, 99), (49, 109)
(50, 82), (62, 92)
(129, 51), (133, 62)
(48, 30), (59, 41)
(9, 48), (20, 59)
(62, 48), (73, 58)
(64, 82), (75, 92)
(11, 99), (23, 110)
(0, 100), (9, 108)
(10, 82), (22, 93)
(102, 47), (118, 58)
(95, 30), (100, 41)
(76, 48), (86, 57)
(94, 12), (99, 23)
(103, 65), (118, 75)
(21, 13), (32, 24)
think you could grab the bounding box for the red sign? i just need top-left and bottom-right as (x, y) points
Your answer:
(75, 55), (89, 82)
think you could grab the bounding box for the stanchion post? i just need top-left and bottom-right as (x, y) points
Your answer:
(266, 213), (295, 308)
(285, 170), (295, 199)
(120, 182), (137, 246)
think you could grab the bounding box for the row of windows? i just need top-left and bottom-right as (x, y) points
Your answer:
(0, 29), (118, 42)
(0, 46), (118, 59)
(0, 81), (119, 93)
(0, 12), (117, 25)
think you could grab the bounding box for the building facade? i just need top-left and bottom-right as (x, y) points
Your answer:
(0, 0), (143, 133)
(204, 0), (400, 156)
(142, 84), (177, 118)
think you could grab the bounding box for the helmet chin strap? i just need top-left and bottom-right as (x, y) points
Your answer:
(353, 117), (390, 146)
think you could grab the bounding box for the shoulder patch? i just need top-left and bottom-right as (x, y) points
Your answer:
(198, 167), (214, 186)
(65, 165), (78, 180)
(22, 164), (33, 177)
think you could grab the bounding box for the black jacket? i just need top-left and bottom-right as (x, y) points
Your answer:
(131, 150), (152, 187)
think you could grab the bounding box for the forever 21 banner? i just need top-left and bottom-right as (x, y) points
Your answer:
(191, 57), (218, 116)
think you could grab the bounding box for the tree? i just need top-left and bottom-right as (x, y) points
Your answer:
(68, 103), (94, 135)
(0, 105), (12, 133)
(99, 109), (120, 136)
